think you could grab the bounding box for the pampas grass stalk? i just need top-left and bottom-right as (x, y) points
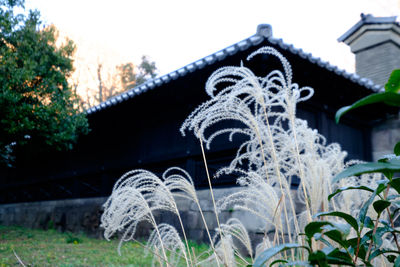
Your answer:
(199, 136), (229, 266)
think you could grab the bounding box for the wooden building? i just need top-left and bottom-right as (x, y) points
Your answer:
(0, 22), (396, 204)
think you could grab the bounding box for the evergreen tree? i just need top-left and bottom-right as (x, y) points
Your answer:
(0, 0), (89, 167)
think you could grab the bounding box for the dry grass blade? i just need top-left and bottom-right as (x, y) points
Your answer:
(12, 249), (26, 267)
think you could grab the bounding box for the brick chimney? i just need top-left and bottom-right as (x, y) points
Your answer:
(339, 14), (400, 86)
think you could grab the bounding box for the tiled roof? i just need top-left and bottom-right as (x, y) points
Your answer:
(338, 14), (398, 42)
(86, 24), (382, 115)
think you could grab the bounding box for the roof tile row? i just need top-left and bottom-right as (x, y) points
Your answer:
(86, 32), (382, 115)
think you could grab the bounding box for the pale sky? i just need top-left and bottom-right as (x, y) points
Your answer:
(25, 0), (400, 78)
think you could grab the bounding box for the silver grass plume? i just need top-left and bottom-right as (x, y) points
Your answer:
(180, 46), (349, 242)
(217, 171), (281, 229)
(100, 169), (187, 265)
(200, 218), (254, 266)
(198, 235), (237, 267)
(146, 223), (188, 267)
(163, 167), (216, 248)
(219, 218), (254, 263)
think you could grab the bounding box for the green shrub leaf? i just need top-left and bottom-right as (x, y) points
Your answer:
(304, 221), (332, 240)
(333, 162), (400, 184)
(358, 182), (388, 226)
(335, 92), (400, 123)
(283, 261), (313, 266)
(363, 216), (374, 229)
(326, 248), (355, 266)
(395, 255), (400, 267)
(373, 200), (391, 214)
(387, 254), (396, 263)
(308, 251), (328, 266)
(328, 186), (374, 201)
(359, 192), (378, 226)
(369, 248), (400, 261)
(389, 178), (400, 194)
(385, 69), (400, 93)
(394, 142), (400, 156)
(253, 243), (305, 267)
(270, 259), (288, 266)
(324, 229), (349, 248)
(315, 211), (358, 233)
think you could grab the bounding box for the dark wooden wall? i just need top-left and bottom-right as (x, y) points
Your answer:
(0, 39), (390, 204)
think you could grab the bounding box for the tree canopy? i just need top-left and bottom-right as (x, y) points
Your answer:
(0, 0), (89, 167)
(122, 55), (157, 88)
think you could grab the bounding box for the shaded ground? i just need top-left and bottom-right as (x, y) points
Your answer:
(0, 225), (209, 266)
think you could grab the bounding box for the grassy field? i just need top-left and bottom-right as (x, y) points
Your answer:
(0, 225), (209, 267)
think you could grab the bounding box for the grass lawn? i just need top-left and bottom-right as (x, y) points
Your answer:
(0, 225), (209, 267)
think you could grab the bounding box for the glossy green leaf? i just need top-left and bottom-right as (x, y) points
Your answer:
(369, 248), (400, 261)
(389, 178), (400, 194)
(308, 251), (328, 267)
(379, 219), (392, 228)
(393, 208), (400, 217)
(395, 142), (400, 156)
(304, 221), (332, 240)
(395, 255), (400, 267)
(363, 216), (374, 229)
(362, 229), (373, 244)
(358, 182), (387, 226)
(270, 259), (288, 266)
(324, 229), (349, 248)
(313, 233), (334, 247)
(315, 211), (359, 233)
(335, 92), (400, 123)
(331, 222), (351, 237)
(328, 186), (374, 201)
(387, 254), (396, 263)
(377, 181), (389, 194)
(359, 191), (377, 226)
(325, 256), (355, 266)
(385, 69), (400, 93)
(253, 243), (305, 267)
(373, 227), (388, 247)
(347, 237), (367, 260)
(373, 200), (391, 214)
(333, 162), (400, 184)
(283, 261), (313, 266)
(326, 248), (355, 265)
(388, 194), (400, 200)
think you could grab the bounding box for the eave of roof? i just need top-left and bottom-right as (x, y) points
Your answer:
(86, 24), (383, 115)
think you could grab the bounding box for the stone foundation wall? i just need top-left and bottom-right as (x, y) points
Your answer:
(0, 188), (273, 243)
(0, 197), (106, 238)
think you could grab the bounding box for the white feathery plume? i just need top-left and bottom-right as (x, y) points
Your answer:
(162, 167), (197, 201)
(198, 234), (237, 267)
(201, 218), (254, 266)
(163, 167), (216, 250)
(180, 46), (362, 245)
(217, 171), (280, 227)
(146, 223), (188, 267)
(219, 218), (254, 263)
(101, 169), (191, 266)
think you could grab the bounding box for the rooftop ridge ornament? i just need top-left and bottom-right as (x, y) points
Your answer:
(256, 24), (272, 38)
